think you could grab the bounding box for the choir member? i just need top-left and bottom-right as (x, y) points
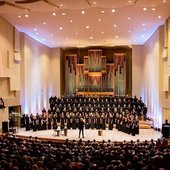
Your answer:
(25, 114), (30, 131)
(96, 112), (101, 129)
(90, 113), (95, 129)
(53, 114), (57, 129)
(108, 112), (113, 130)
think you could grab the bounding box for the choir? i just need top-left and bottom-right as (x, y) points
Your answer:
(20, 95), (146, 136)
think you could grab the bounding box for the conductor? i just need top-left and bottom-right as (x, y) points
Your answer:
(79, 118), (84, 138)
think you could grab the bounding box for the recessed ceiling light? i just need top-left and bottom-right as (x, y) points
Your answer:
(152, 8), (156, 11)
(101, 10), (105, 13)
(128, 0), (132, 3)
(86, 25), (90, 29)
(25, 14), (29, 18)
(18, 15), (21, 18)
(98, 18), (102, 22)
(143, 7), (147, 11)
(60, 4), (63, 7)
(142, 23), (146, 26)
(59, 27), (63, 30)
(52, 12), (56, 16)
(93, 1), (96, 4)
(112, 9), (116, 13)
(128, 17), (131, 20)
(34, 28), (37, 31)
(62, 13), (66, 16)
(90, 36), (93, 39)
(50, 34), (53, 36)
(101, 32), (104, 34)
(115, 36), (118, 39)
(113, 24), (117, 28)
(128, 30), (131, 33)
(43, 22), (46, 25)
(70, 20), (73, 23)
(76, 32), (78, 35)
(81, 10), (85, 14)
(158, 15), (161, 19)
(163, 0), (166, 3)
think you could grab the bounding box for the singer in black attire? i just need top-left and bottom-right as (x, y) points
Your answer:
(79, 118), (84, 138)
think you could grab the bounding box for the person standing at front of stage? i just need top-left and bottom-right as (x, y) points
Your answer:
(79, 118), (84, 138)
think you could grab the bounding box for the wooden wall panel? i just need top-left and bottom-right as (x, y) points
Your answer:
(14, 28), (20, 52)
(10, 77), (20, 91)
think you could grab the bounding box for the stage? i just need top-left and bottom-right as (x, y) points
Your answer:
(14, 127), (162, 142)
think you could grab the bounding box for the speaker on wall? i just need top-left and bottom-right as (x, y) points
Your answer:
(2, 121), (8, 133)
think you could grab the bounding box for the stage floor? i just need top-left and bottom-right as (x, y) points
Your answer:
(15, 128), (162, 142)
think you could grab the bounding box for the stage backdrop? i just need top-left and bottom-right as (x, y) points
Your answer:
(65, 49), (129, 96)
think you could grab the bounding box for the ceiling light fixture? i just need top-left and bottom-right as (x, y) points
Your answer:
(101, 32), (104, 34)
(25, 14), (29, 18)
(128, 17), (131, 20)
(34, 28), (37, 31)
(152, 8), (156, 11)
(113, 24), (117, 28)
(115, 36), (118, 39)
(50, 34), (53, 36)
(86, 25), (90, 29)
(112, 9), (116, 13)
(93, 1), (96, 5)
(143, 7), (147, 11)
(62, 13), (66, 16)
(52, 12), (56, 16)
(81, 10), (85, 14)
(158, 15), (161, 19)
(59, 27), (63, 30)
(90, 36), (93, 39)
(43, 22), (46, 25)
(101, 10), (105, 13)
(70, 20), (73, 23)
(18, 15), (21, 18)
(98, 18), (102, 22)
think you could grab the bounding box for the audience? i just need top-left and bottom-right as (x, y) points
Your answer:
(0, 135), (169, 170)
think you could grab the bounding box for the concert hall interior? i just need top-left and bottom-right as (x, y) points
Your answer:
(0, 0), (170, 170)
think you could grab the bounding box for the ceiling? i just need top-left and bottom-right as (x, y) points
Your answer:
(0, 0), (170, 48)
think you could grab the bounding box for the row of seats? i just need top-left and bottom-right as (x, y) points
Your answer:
(0, 135), (169, 170)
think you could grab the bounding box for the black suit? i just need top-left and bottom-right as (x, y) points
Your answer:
(79, 119), (84, 138)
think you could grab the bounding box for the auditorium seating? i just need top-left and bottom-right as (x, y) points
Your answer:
(0, 135), (169, 170)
